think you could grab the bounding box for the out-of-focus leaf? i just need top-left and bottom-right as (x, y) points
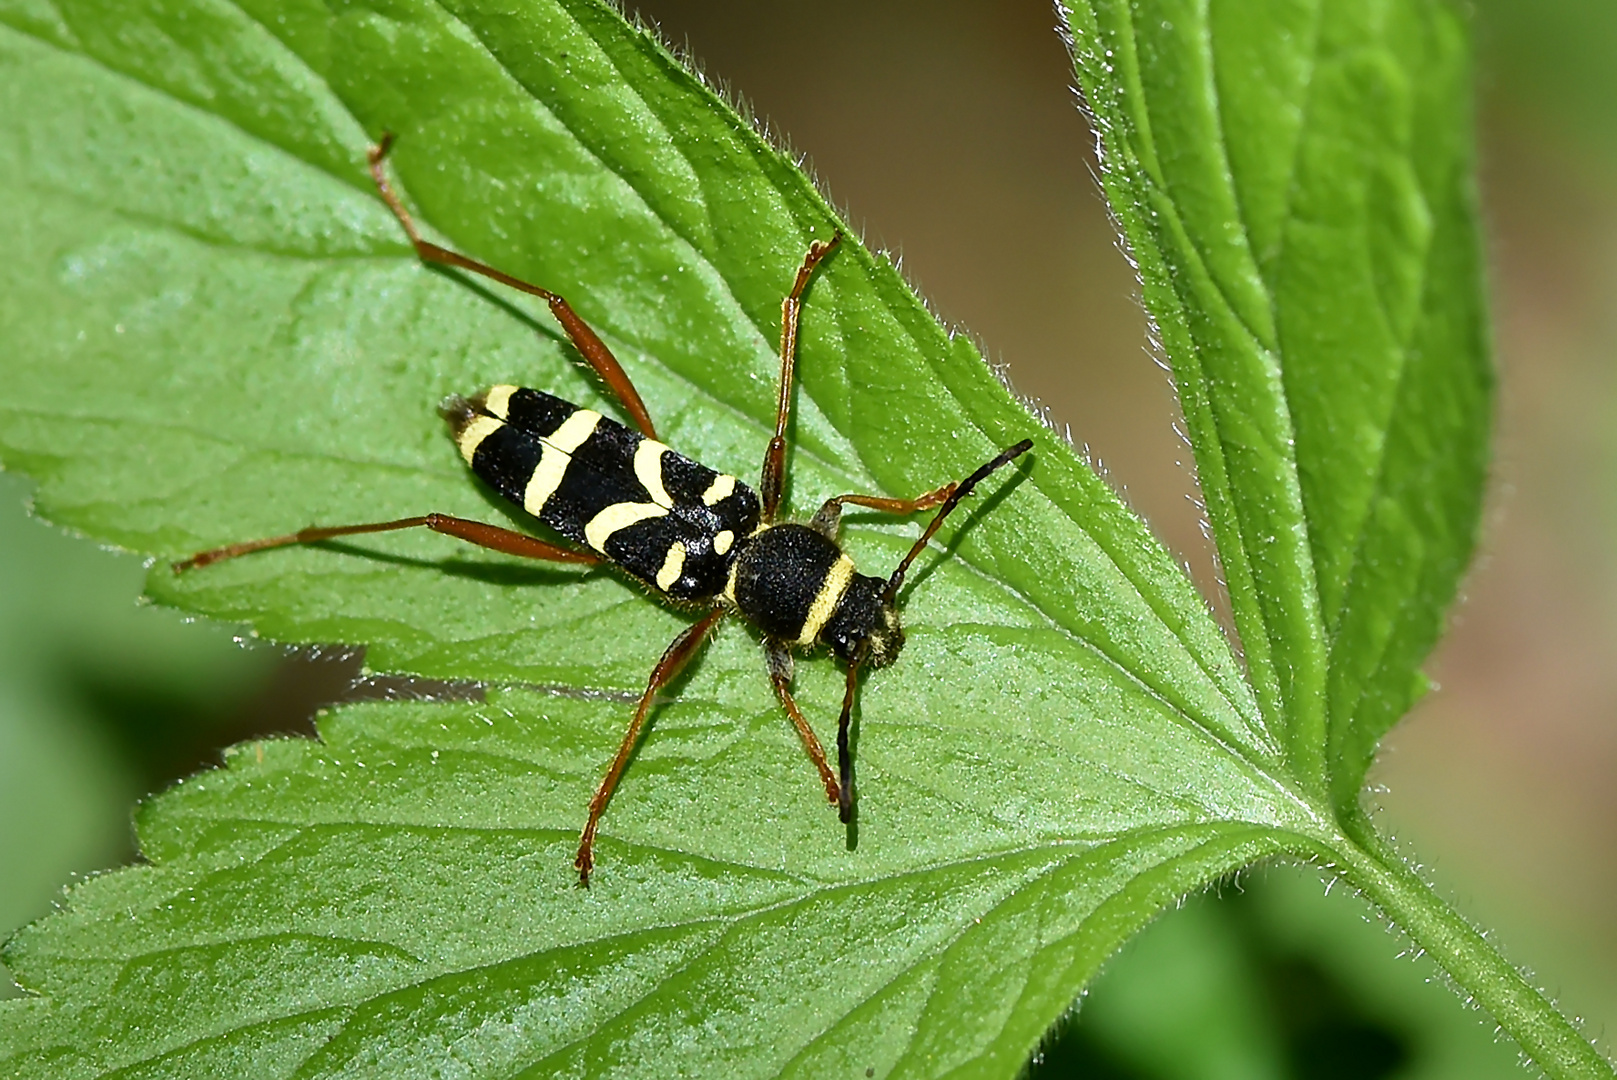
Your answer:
(0, 473), (268, 994)
(1034, 866), (1532, 1080)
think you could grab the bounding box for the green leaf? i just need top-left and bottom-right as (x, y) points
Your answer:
(4, 691), (1304, 1077)
(0, 0), (1603, 1078)
(0, 0), (1302, 1072)
(1059, 0), (1491, 817)
(1061, 3), (1608, 1077)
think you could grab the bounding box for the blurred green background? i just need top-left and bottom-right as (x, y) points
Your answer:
(3, 1), (1613, 1076)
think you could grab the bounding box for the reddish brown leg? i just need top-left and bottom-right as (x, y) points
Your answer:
(826, 483), (958, 517)
(367, 134), (658, 440)
(172, 513), (601, 573)
(575, 607), (727, 886)
(760, 234), (841, 522)
(765, 642), (841, 806)
(808, 482), (957, 540)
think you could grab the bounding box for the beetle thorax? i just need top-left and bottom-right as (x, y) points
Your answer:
(727, 523), (903, 665)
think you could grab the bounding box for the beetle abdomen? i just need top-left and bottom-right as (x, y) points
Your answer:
(447, 386), (760, 600)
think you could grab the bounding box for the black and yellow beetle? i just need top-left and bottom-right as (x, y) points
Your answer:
(176, 135), (1032, 885)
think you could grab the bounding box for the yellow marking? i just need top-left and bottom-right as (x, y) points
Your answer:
(522, 410), (602, 516)
(456, 415), (504, 464)
(722, 560), (740, 607)
(655, 541), (687, 592)
(702, 474), (736, 506)
(634, 439), (675, 508)
(483, 384), (518, 420)
(713, 529), (734, 555)
(797, 554), (855, 646)
(584, 501), (668, 553)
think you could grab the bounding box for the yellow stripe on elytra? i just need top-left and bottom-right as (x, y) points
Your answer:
(701, 473), (736, 506)
(482, 384), (518, 420)
(797, 554), (855, 646)
(523, 409), (601, 517)
(585, 501), (669, 552)
(634, 439), (675, 508)
(655, 541), (687, 592)
(456, 415), (505, 464)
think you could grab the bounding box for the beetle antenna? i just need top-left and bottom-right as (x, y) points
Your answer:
(836, 645), (865, 823)
(883, 439), (1033, 604)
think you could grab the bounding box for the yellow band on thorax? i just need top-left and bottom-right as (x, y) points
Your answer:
(797, 555), (855, 646)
